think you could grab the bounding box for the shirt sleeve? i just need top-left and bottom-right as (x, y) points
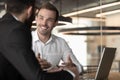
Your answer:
(61, 39), (83, 74)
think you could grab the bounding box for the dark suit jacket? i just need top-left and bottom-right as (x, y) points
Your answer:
(0, 13), (73, 80)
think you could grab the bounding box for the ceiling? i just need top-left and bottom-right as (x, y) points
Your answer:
(53, 0), (120, 18)
(0, 0), (120, 18)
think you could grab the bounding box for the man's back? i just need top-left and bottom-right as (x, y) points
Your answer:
(0, 13), (26, 80)
(0, 53), (25, 80)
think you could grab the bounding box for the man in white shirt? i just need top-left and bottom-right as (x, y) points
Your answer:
(32, 2), (83, 75)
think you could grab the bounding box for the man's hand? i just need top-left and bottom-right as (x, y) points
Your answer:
(36, 53), (51, 69)
(47, 66), (63, 73)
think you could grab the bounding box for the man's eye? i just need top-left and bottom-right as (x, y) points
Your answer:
(48, 19), (55, 22)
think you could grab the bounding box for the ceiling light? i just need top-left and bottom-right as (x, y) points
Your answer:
(57, 16), (72, 26)
(96, 9), (120, 17)
(58, 26), (120, 35)
(63, 1), (120, 17)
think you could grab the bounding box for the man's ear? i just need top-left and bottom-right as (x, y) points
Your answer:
(27, 6), (33, 18)
(5, 3), (7, 10)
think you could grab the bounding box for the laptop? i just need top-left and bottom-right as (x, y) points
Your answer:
(82, 47), (116, 80)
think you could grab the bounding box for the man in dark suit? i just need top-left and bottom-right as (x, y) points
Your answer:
(0, 0), (79, 80)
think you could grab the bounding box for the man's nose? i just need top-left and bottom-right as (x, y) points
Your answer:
(42, 19), (47, 25)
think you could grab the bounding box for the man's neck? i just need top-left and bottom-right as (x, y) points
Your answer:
(11, 13), (26, 23)
(37, 31), (51, 43)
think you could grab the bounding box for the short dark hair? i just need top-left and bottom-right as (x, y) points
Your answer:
(36, 2), (59, 21)
(5, 0), (35, 14)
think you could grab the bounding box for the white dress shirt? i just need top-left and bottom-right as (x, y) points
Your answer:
(31, 30), (83, 73)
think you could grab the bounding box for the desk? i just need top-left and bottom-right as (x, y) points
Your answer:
(80, 72), (120, 80)
(108, 72), (120, 80)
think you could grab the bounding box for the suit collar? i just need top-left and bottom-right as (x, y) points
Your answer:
(2, 13), (15, 20)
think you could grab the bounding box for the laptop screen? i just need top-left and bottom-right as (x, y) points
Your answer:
(95, 47), (116, 80)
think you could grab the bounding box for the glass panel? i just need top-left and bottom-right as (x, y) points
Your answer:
(53, 0), (120, 73)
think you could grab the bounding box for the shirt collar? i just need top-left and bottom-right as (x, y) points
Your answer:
(33, 30), (54, 44)
(12, 14), (20, 21)
(32, 30), (39, 42)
